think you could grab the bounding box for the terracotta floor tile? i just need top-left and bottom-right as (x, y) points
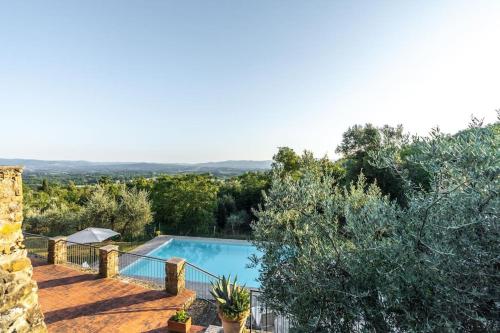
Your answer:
(32, 259), (200, 333)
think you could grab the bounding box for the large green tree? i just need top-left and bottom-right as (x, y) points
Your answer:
(272, 147), (301, 176)
(151, 174), (219, 234)
(272, 147), (345, 181)
(216, 194), (237, 229)
(336, 124), (411, 203)
(81, 185), (118, 230)
(115, 187), (153, 238)
(81, 184), (153, 239)
(216, 171), (270, 232)
(253, 119), (499, 332)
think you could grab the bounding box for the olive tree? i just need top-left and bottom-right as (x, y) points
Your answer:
(81, 185), (118, 230)
(82, 185), (153, 239)
(252, 119), (499, 332)
(115, 187), (153, 239)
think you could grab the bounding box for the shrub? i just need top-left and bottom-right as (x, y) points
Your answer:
(170, 309), (190, 323)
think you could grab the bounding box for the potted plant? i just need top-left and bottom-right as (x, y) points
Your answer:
(210, 275), (250, 333)
(168, 309), (191, 333)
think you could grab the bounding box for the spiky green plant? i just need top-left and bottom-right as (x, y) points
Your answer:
(210, 275), (250, 321)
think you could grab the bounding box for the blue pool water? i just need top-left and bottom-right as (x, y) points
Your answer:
(122, 238), (261, 287)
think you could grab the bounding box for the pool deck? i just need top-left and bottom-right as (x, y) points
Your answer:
(32, 259), (204, 333)
(130, 235), (253, 257)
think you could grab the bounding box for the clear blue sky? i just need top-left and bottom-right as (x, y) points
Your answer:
(1, 0), (498, 163)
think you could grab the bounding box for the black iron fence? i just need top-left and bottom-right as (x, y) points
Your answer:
(65, 240), (100, 272)
(249, 289), (291, 333)
(117, 250), (166, 289)
(185, 261), (219, 301)
(23, 232), (49, 259)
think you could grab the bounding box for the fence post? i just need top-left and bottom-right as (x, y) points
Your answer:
(48, 236), (67, 264)
(99, 245), (119, 278)
(165, 257), (186, 295)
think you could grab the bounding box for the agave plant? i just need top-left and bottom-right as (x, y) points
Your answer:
(210, 275), (250, 321)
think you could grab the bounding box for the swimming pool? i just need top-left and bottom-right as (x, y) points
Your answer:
(121, 237), (261, 288)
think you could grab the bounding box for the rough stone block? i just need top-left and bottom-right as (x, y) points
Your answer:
(0, 166), (47, 332)
(48, 236), (67, 265)
(99, 245), (119, 278)
(165, 257), (186, 295)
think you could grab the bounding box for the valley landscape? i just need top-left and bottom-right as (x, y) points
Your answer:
(0, 158), (272, 184)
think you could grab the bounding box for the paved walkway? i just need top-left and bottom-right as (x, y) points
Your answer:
(130, 235), (172, 256)
(32, 259), (204, 333)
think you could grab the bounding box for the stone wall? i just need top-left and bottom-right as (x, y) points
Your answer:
(0, 166), (47, 333)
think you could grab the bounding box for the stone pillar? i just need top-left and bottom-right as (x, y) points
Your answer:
(48, 237), (67, 265)
(0, 166), (47, 333)
(99, 245), (119, 278)
(165, 257), (186, 295)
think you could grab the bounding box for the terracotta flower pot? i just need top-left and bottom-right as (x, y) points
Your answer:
(168, 316), (191, 333)
(218, 310), (249, 333)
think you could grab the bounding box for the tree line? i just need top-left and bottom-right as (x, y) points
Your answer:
(24, 119), (475, 242)
(23, 170), (270, 240)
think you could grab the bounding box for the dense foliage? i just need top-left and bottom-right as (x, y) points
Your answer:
(24, 183), (153, 239)
(252, 119), (499, 332)
(337, 124), (409, 203)
(150, 174), (219, 234)
(23, 171), (269, 239)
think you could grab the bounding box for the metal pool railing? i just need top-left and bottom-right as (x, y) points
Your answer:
(185, 262), (219, 301)
(117, 250), (166, 289)
(65, 240), (100, 272)
(249, 289), (291, 333)
(23, 232), (49, 260)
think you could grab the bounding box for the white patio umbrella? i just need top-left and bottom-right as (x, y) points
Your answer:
(67, 227), (120, 244)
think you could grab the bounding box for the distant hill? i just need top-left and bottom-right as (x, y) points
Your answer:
(0, 158), (272, 175)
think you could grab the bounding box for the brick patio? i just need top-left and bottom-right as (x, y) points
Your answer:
(32, 259), (205, 333)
